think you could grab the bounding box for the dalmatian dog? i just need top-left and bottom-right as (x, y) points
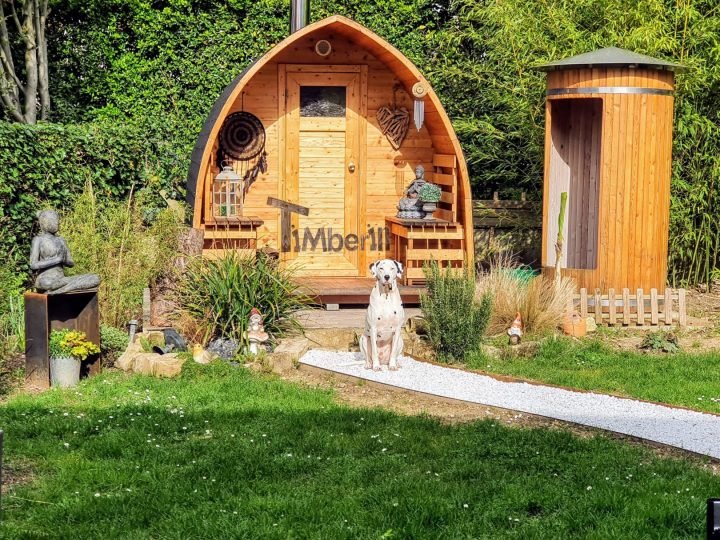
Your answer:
(359, 259), (405, 371)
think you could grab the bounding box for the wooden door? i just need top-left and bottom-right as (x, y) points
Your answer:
(280, 65), (367, 276)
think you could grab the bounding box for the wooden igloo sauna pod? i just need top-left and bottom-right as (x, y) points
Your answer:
(186, 14), (474, 301)
(537, 47), (684, 292)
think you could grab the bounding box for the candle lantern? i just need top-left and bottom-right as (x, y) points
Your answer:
(213, 163), (243, 219)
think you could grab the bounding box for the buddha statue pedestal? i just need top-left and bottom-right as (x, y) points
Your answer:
(24, 290), (100, 389)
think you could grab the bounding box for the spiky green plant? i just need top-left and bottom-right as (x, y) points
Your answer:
(421, 262), (492, 362)
(176, 252), (313, 345)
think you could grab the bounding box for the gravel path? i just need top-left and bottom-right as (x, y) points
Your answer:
(300, 350), (720, 459)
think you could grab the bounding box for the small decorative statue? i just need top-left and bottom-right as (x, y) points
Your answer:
(30, 210), (100, 295)
(245, 308), (269, 355)
(397, 165), (428, 219)
(507, 312), (523, 345)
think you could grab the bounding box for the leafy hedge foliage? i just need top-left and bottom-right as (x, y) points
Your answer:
(0, 121), (185, 273)
(2, 0), (720, 284)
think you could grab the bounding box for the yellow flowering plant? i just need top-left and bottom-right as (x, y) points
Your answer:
(49, 329), (100, 361)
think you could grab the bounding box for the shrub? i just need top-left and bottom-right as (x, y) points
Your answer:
(61, 183), (183, 328)
(420, 262), (492, 362)
(176, 251), (312, 346)
(48, 329), (100, 360)
(100, 324), (129, 366)
(475, 254), (576, 335)
(640, 331), (681, 354)
(418, 183), (442, 202)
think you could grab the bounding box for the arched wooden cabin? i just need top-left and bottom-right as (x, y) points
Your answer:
(537, 47), (684, 292)
(187, 15), (473, 303)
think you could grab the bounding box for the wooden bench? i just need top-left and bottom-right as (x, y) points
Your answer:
(202, 216), (264, 259)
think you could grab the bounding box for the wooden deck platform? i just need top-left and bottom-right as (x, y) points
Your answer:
(296, 277), (425, 306)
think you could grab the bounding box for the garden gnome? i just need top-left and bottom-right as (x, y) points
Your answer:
(397, 165), (428, 219)
(30, 209), (100, 294)
(507, 312), (523, 345)
(245, 308), (269, 355)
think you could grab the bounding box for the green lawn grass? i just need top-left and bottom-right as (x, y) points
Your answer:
(468, 337), (720, 415)
(0, 362), (718, 539)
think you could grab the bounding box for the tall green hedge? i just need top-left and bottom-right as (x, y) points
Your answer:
(2, 0), (720, 285)
(0, 121), (181, 270)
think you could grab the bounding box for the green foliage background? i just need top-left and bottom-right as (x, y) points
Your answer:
(1, 0), (719, 285)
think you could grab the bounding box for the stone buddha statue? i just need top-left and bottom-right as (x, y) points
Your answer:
(397, 165), (428, 219)
(30, 210), (100, 295)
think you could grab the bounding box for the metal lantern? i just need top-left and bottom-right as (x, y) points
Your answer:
(213, 163), (243, 219)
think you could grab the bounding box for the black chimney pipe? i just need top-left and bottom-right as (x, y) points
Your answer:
(290, 0), (310, 33)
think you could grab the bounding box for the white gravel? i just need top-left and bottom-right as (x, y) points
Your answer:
(300, 350), (720, 459)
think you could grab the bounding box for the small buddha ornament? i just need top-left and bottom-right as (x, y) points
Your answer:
(507, 312), (523, 345)
(30, 209), (100, 295)
(245, 308), (269, 355)
(397, 165), (428, 219)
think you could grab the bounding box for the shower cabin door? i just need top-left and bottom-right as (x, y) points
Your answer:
(281, 65), (365, 276)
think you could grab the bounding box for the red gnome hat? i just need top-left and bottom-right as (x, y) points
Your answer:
(511, 312), (522, 330)
(250, 308), (262, 319)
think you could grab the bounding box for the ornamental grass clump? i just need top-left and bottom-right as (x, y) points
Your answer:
(62, 182), (183, 328)
(421, 262), (491, 362)
(475, 253), (576, 335)
(176, 251), (312, 346)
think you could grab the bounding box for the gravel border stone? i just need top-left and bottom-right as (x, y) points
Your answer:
(300, 350), (720, 459)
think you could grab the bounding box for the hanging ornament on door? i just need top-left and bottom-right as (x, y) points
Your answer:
(411, 82), (428, 131)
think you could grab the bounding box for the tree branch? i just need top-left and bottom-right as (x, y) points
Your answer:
(0, 82), (24, 121)
(35, 0), (48, 119)
(22, 0), (37, 123)
(8, 0), (27, 43)
(0, 2), (18, 79)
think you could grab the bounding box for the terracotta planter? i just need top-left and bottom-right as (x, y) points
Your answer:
(562, 311), (587, 337)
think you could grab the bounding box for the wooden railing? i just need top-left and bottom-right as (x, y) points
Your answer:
(574, 288), (687, 327)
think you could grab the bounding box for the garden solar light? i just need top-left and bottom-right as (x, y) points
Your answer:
(128, 320), (138, 344)
(709, 499), (720, 540)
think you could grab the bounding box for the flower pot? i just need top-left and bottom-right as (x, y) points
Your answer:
(421, 201), (437, 219)
(562, 311), (587, 337)
(50, 356), (81, 388)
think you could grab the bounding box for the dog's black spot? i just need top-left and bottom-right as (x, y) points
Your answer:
(394, 311), (397, 314)
(378, 317), (381, 320)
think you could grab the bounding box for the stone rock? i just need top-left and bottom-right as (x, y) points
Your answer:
(268, 337), (310, 373)
(152, 354), (185, 377)
(585, 317), (598, 333)
(114, 338), (185, 378)
(208, 338), (240, 360)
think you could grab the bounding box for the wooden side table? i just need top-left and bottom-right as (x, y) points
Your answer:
(201, 216), (265, 258)
(385, 217), (466, 285)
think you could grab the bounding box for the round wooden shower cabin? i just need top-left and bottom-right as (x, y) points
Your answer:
(187, 15), (473, 303)
(538, 47), (683, 292)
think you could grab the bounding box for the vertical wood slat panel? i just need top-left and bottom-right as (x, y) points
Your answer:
(678, 289), (687, 327)
(608, 288), (616, 324)
(594, 288), (602, 325)
(636, 288), (645, 326)
(650, 288), (659, 325)
(664, 287), (673, 325)
(622, 288), (631, 325)
(579, 288), (588, 318)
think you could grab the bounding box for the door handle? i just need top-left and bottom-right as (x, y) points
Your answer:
(348, 161), (356, 173)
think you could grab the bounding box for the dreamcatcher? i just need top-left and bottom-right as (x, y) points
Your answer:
(216, 106), (268, 198)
